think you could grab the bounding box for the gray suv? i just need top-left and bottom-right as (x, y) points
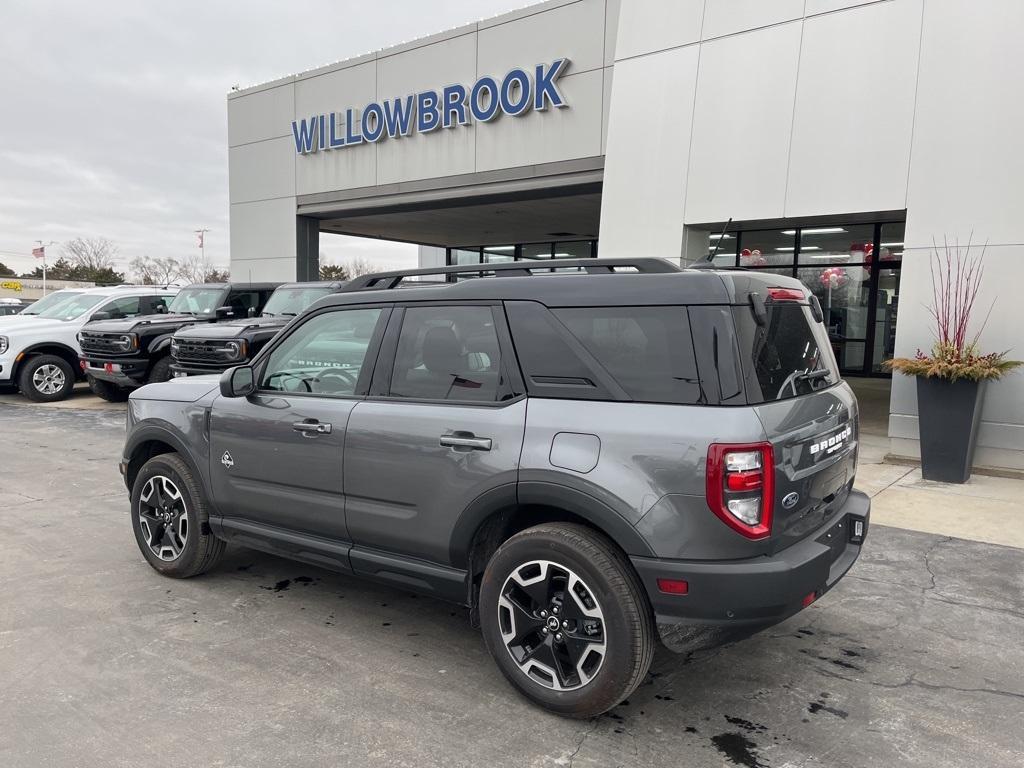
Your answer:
(120, 258), (869, 717)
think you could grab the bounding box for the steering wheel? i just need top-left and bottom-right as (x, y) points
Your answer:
(314, 367), (358, 394)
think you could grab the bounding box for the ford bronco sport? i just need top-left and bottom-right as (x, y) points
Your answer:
(79, 282), (280, 401)
(120, 258), (869, 717)
(168, 281), (346, 379)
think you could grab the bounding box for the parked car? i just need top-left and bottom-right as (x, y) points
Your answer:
(169, 281), (346, 378)
(0, 289), (84, 325)
(119, 258), (869, 717)
(0, 298), (31, 316)
(79, 282), (280, 401)
(0, 287), (177, 402)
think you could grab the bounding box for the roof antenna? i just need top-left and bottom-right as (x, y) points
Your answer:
(707, 217), (732, 263)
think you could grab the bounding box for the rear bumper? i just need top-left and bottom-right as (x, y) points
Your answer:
(631, 489), (870, 653)
(81, 358), (148, 388)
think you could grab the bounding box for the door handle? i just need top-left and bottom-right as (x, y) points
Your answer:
(293, 420), (332, 435)
(439, 433), (492, 451)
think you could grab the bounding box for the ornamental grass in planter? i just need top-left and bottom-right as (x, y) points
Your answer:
(886, 238), (1021, 482)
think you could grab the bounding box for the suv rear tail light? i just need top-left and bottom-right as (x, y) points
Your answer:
(706, 442), (774, 539)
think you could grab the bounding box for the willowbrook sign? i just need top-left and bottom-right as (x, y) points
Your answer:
(291, 58), (570, 155)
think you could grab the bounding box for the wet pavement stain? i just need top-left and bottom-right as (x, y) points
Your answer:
(724, 716), (768, 734)
(261, 579), (291, 592)
(808, 699), (849, 719)
(711, 732), (766, 768)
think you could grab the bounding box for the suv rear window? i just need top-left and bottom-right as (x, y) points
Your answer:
(552, 307), (701, 404)
(732, 303), (839, 403)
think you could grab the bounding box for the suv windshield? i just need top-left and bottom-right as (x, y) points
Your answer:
(261, 286), (333, 317)
(167, 287), (226, 316)
(734, 302), (840, 403)
(35, 293), (109, 321)
(22, 291), (83, 315)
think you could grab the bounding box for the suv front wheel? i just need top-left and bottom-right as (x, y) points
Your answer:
(18, 354), (75, 402)
(130, 453), (225, 578)
(479, 523), (655, 718)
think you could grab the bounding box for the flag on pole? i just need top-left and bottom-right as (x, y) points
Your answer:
(32, 246), (45, 259)
(196, 231), (204, 248)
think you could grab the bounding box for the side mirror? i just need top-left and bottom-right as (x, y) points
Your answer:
(215, 306), (234, 319)
(247, 307), (257, 318)
(155, 304), (168, 314)
(220, 365), (255, 398)
(90, 311), (111, 321)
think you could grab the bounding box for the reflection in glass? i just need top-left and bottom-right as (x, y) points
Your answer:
(739, 230), (796, 267)
(793, 224), (875, 265)
(482, 245), (515, 264)
(873, 265), (901, 372)
(519, 242), (553, 261)
(878, 222), (905, 264)
(552, 241), (593, 259)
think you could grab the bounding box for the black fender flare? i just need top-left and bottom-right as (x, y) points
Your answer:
(448, 481), (656, 570)
(147, 333), (175, 356)
(123, 422), (214, 508)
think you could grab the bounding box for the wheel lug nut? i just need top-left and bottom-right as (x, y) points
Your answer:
(540, 610), (547, 618)
(555, 633), (563, 642)
(542, 627), (548, 634)
(562, 620), (568, 628)
(552, 607), (559, 615)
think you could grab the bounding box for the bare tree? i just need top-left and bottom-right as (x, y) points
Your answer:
(344, 257), (378, 277)
(178, 253), (214, 284)
(61, 237), (118, 273)
(130, 255), (183, 285)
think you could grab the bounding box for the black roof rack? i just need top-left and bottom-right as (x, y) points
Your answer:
(340, 258), (680, 292)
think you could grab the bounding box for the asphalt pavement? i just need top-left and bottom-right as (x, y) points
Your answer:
(1, 403), (1022, 768)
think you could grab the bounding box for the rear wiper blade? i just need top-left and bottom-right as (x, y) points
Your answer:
(775, 368), (831, 400)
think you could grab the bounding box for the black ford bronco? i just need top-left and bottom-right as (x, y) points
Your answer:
(79, 282), (279, 401)
(169, 282), (345, 378)
(120, 259), (869, 717)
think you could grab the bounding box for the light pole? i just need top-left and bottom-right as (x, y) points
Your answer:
(35, 240), (58, 295)
(194, 229), (210, 268)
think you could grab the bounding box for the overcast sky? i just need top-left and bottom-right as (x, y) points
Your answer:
(0, 0), (541, 277)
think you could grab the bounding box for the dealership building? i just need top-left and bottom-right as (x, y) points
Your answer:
(227, 0), (1024, 472)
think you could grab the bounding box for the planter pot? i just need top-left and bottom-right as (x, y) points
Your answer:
(916, 376), (986, 483)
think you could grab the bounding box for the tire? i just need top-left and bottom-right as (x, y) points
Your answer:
(479, 523), (655, 718)
(147, 355), (173, 384)
(130, 453), (226, 578)
(18, 354), (75, 402)
(87, 374), (130, 402)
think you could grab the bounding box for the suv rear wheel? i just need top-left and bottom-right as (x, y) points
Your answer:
(18, 354), (75, 402)
(479, 523), (654, 718)
(130, 453), (225, 578)
(87, 374), (129, 402)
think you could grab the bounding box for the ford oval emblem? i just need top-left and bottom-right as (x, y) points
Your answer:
(782, 492), (800, 509)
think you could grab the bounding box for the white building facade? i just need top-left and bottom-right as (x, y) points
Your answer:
(227, 0), (1024, 472)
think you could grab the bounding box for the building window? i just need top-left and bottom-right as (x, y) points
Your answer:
(697, 218), (905, 377)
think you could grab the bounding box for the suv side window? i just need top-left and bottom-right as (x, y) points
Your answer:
(389, 306), (503, 402)
(97, 295), (142, 319)
(225, 290), (262, 318)
(259, 308), (383, 396)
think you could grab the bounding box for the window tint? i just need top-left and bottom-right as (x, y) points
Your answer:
(553, 307), (701, 404)
(260, 308), (382, 396)
(732, 304), (839, 403)
(225, 290), (268, 318)
(390, 306), (504, 402)
(98, 295), (141, 319)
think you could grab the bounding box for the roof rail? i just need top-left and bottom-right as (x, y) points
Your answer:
(341, 258), (680, 292)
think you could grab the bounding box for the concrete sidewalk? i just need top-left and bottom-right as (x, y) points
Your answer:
(855, 432), (1024, 550)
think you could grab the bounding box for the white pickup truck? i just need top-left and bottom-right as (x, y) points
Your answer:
(0, 286), (177, 402)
